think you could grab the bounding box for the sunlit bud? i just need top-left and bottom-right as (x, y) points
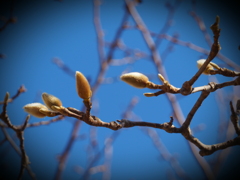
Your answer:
(120, 72), (149, 88)
(23, 103), (48, 118)
(197, 59), (220, 75)
(75, 71), (92, 101)
(42, 92), (62, 111)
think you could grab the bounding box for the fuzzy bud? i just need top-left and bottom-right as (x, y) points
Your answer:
(120, 72), (149, 88)
(42, 92), (62, 111)
(4, 92), (9, 103)
(197, 59), (220, 75)
(23, 103), (48, 118)
(75, 71), (92, 100)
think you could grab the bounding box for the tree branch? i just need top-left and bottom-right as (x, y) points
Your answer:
(181, 16), (221, 95)
(199, 136), (240, 156)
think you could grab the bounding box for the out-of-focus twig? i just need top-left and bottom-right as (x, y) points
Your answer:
(152, 33), (240, 71)
(91, 7), (130, 94)
(52, 58), (75, 78)
(154, 0), (182, 47)
(54, 120), (82, 180)
(0, 85), (27, 104)
(93, 0), (105, 63)
(124, 0), (215, 179)
(55, 2), (130, 179)
(81, 97), (138, 180)
(131, 113), (190, 180)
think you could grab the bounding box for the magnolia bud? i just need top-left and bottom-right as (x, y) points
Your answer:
(197, 59), (220, 75)
(42, 92), (62, 111)
(75, 71), (92, 100)
(23, 103), (48, 118)
(120, 72), (149, 88)
(4, 92), (9, 103)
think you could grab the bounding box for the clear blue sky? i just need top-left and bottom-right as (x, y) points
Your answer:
(1, 0), (240, 179)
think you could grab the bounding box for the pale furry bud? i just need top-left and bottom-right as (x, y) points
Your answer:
(23, 103), (48, 118)
(120, 72), (149, 88)
(42, 92), (62, 111)
(75, 71), (92, 100)
(197, 59), (219, 75)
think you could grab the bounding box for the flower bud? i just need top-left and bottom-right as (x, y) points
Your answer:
(42, 92), (62, 111)
(23, 103), (48, 118)
(197, 59), (219, 75)
(120, 72), (149, 88)
(4, 92), (9, 103)
(75, 71), (92, 100)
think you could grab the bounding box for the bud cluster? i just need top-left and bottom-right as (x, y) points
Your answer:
(23, 71), (93, 118)
(23, 92), (63, 118)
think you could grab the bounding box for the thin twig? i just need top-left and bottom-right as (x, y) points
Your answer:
(154, 0), (182, 47)
(93, 0), (105, 63)
(52, 58), (75, 78)
(0, 85), (27, 104)
(181, 91), (210, 129)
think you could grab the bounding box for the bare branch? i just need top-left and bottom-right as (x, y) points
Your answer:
(27, 115), (65, 127)
(208, 68), (240, 77)
(199, 136), (240, 156)
(17, 115), (31, 180)
(117, 117), (180, 133)
(181, 16), (221, 95)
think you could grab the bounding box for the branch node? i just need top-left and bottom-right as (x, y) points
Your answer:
(180, 81), (192, 95)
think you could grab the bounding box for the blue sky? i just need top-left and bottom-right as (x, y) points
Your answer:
(1, 0), (240, 179)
